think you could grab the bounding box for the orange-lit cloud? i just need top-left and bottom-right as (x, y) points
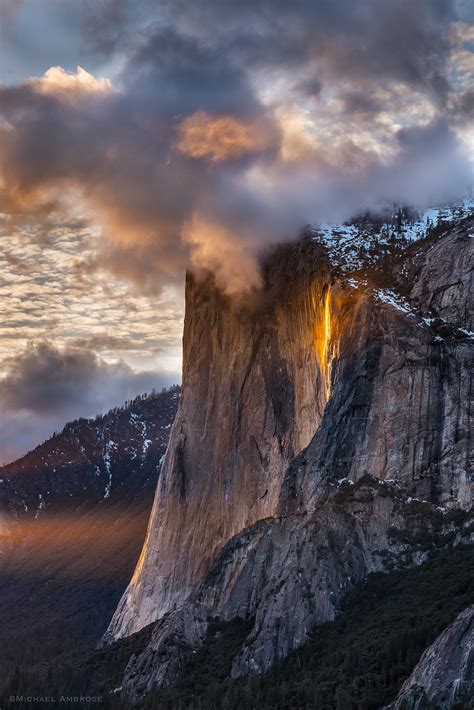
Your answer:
(183, 214), (263, 295)
(276, 106), (320, 163)
(0, 0), (471, 461)
(175, 111), (270, 162)
(25, 65), (114, 101)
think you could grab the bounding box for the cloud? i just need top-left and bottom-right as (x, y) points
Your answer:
(26, 65), (114, 101)
(183, 215), (264, 294)
(67, 334), (138, 351)
(0, 217), (184, 373)
(174, 111), (271, 163)
(0, 340), (168, 414)
(0, 0), (22, 22)
(0, 2), (471, 296)
(0, 341), (179, 463)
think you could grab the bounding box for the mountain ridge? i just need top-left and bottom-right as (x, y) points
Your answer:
(0, 385), (180, 518)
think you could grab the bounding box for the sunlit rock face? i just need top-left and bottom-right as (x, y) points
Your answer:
(105, 213), (473, 697)
(104, 240), (338, 641)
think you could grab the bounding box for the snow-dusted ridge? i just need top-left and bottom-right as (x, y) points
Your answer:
(0, 386), (180, 515)
(370, 288), (473, 342)
(311, 198), (473, 275)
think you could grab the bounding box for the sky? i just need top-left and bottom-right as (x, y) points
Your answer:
(0, 0), (472, 462)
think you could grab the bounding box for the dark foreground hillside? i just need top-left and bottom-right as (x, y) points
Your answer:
(1, 545), (472, 709)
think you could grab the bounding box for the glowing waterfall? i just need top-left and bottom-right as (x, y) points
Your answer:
(313, 286), (334, 400)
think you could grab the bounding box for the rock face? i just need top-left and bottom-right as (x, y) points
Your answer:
(104, 211), (473, 698)
(387, 606), (474, 709)
(406, 223), (473, 332)
(283, 223), (473, 516)
(122, 480), (474, 698)
(0, 388), (179, 667)
(104, 241), (336, 640)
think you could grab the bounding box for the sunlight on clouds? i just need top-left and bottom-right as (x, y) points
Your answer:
(450, 48), (474, 91)
(272, 81), (441, 170)
(457, 125), (474, 163)
(183, 214), (263, 295)
(0, 0), (471, 461)
(276, 106), (319, 163)
(0, 218), (184, 376)
(175, 111), (269, 162)
(452, 21), (474, 42)
(26, 65), (114, 100)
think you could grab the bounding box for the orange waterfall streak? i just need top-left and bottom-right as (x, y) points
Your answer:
(313, 286), (334, 399)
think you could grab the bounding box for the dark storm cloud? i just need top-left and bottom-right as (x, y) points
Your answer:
(164, 0), (456, 86)
(453, 89), (474, 116)
(0, 341), (175, 415)
(80, 0), (159, 57)
(124, 26), (261, 117)
(0, 0), (471, 293)
(0, 0), (21, 18)
(0, 341), (179, 462)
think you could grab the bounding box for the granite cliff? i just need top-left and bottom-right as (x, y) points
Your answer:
(104, 240), (336, 640)
(388, 605), (474, 709)
(103, 207), (473, 703)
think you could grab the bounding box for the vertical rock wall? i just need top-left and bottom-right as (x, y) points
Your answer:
(104, 241), (336, 641)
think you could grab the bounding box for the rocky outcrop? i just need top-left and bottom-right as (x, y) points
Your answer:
(387, 605), (474, 709)
(105, 213), (473, 698)
(122, 479), (473, 699)
(403, 223), (473, 332)
(283, 267), (473, 514)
